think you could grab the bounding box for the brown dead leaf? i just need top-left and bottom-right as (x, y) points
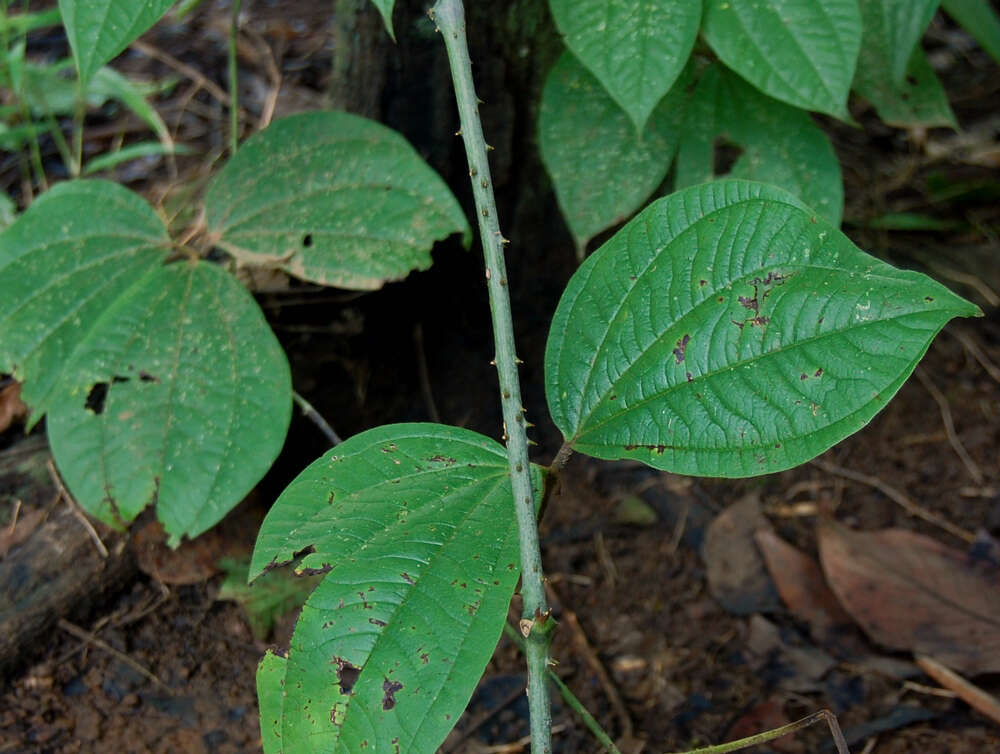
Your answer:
(133, 520), (221, 585)
(704, 494), (781, 615)
(818, 520), (1000, 674)
(0, 381), (28, 433)
(755, 529), (854, 644)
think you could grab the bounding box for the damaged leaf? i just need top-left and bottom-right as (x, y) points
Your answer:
(205, 111), (470, 290)
(47, 261), (291, 545)
(545, 180), (980, 477)
(0, 180), (168, 420)
(250, 423), (541, 754)
(818, 521), (1000, 674)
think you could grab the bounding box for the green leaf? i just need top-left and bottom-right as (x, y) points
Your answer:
(250, 423), (541, 754)
(59, 0), (176, 85)
(205, 111), (470, 290)
(217, 556), (322, 639)
(257, 650), (286, 754)
(0, 180), (168, 417)
(702, 0), (860, 118)
(370, 0), (396, 41)
(538, 52), (689, 252)
(83, 141), (192, 176)
(675, 63), (843, 226)
(545, 180), (980, 477)
(547, 0), (701, 132)
(0, 8), (62, 36)
(852, 0), (956, 128)
(853, 45), (956, 128)
(942, 0), (1000, 64)
(47, 260), (292, 544)
(865, 0), (940, 85)
(88, 66), (173, 143)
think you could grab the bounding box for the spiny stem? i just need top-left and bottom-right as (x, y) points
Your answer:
(430, 2), (552, 752)
(503, 623), (622, 754)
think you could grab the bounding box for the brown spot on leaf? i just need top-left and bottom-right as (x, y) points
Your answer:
(673, 334), (691, 364)
(401, 572), (415, 585)
(382, 679), (403, 710)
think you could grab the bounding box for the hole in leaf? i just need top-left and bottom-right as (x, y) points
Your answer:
(334, 657), (361, 695)
(85, 383), (109, 414)
(713, 137), (744, 175)
(302, 233), (314, 248)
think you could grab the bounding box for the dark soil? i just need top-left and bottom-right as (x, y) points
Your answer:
(2, 3), (999, 753)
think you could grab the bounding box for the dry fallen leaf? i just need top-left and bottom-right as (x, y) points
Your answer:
(703, 494), (781, 615)
(755, 529), (854, 644)
(133, 520), (221, 585)
(818, 520), (1000, 674)
(0, 381), (28, 433)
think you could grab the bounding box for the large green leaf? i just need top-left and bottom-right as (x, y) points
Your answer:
(547, 0), (701, 132)
(59, 0), (176, 85)
(250, 424), (540, 754)
(675, 63), (843, 226)
(538, 52), (690, 253)
(702, 0), (860, 118)
(205, 111), (470, 291)
(545, 180), (979, 477)
(47, 261), (292, 544)
(0, 180), (168, 417)
(853, 0), (956, 128)
(942, 0), (1000, 64)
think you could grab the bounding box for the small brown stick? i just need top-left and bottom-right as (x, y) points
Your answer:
(951, 327), (1000, 384)
(809, 458), (974, 544)
(47, 459), (108, 558)
(915, 654), (1000, 725)
(441, 682), (526, 752)
(915, 366), (982, 484)
(58, 619), (172, 693)
(130, 39), (231, 106)
(545, 583), (634, 741)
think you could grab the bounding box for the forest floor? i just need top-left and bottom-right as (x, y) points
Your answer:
(1, 2), (999, 753)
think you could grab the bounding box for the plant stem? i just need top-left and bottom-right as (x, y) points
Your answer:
(228, 0), (242, 154)
(503, 623), (622, 754)
(430, 2), (552, 752)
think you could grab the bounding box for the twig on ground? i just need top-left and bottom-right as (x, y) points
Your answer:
(951, 327), (1000, 384)
(915, 654), (1000, 725)
(46, 459), (108, 558)
(441, 682), (526, 753)
(131, 39), (231, 106)
(57, 619), (172, 694)
(915, 366), (983, 484)
(545, 584), (634, 742)
(810, 458), (974, 544)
